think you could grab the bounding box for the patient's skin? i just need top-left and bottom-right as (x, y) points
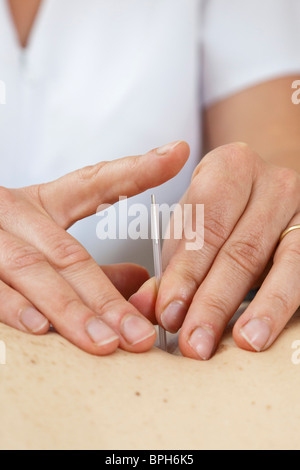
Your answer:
(1, 307), (300, 450)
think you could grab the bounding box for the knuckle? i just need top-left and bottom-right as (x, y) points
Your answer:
(204, 207), (229, 250)
(167, 258), (200, 292)
(77, 161), (108, 182)
(278, 243), (300, 265)
(122, 156), (144, 193)
(51, 237), (91, 271)
(207, 142), (253, 167)
(200, 293), (229, 326)
(265, 289), (290, 316)
(193, 142), (256, 189)
(219, 142), (258, 178)
(6, 243), (46, 272)
(287, 244), (300, 260)
(223, 233), (264, 277)
(218, 141), (250, 159)
(124, 155), (140, 172)
(92, 292), (124, 316)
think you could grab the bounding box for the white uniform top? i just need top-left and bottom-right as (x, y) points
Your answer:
(1, 0), (300, 272)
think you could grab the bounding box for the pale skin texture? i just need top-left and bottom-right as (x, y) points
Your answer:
(5, 1), (300, 359)
(1, 311), (300, 450)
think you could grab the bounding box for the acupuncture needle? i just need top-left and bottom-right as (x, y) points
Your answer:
(151, 194), (167, 352)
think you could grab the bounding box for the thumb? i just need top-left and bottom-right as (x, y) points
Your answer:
(128, 277), (158, 323)
(37, 141), (190, 228)
(100, 263), (150, 300)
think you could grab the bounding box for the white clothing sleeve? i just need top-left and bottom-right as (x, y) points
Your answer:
(202, 0), (300, 106)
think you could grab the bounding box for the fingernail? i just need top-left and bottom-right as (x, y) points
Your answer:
(161, 300), (187, 333)
(86, 317), (119, 346)
(240, 318), (271, 352)
(156, 140), (182, 155)
(121, 315), (156, 346)
(188, 326), (215, 360)
(20, 307), (49, 333)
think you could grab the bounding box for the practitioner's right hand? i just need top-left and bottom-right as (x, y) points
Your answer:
(0, 141), (189, 355)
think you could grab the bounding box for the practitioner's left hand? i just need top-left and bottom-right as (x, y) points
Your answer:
(130, 142), (300, 359)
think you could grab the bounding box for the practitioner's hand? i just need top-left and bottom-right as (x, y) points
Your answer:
(130, 143), (300, 359)
(0, 141), (189, 355)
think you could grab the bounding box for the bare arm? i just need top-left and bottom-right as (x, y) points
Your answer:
(204, 76), (300, 173)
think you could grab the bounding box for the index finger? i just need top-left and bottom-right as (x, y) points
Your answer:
(156, 143), (257, 333)
(36, 141), (190, 229)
